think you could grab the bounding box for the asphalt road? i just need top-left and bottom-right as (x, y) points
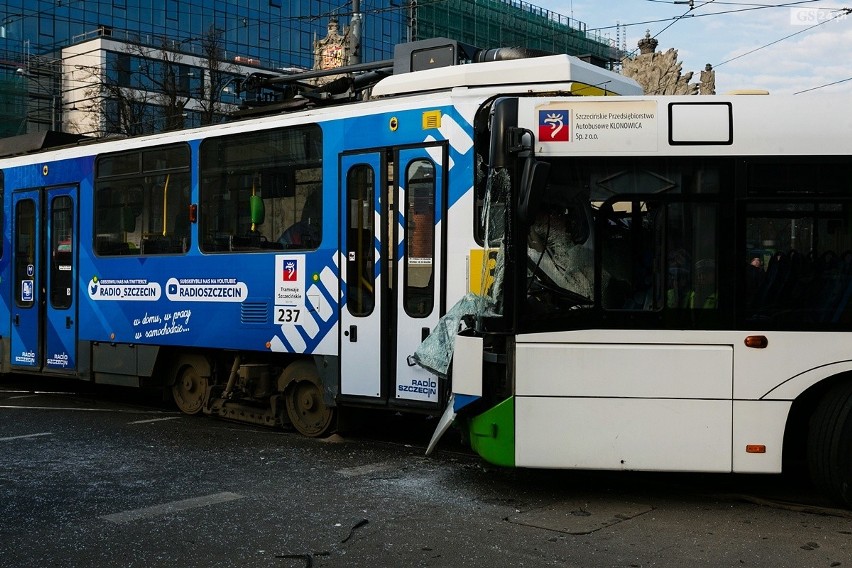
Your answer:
(1, 377), (850, 568)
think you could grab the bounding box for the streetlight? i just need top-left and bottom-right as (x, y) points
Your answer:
(15, 66), (61, 132)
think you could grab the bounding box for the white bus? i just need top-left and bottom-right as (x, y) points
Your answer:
(434, 92), (852, 507)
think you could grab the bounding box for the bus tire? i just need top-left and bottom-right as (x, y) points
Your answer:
(807, 381), (852, 506)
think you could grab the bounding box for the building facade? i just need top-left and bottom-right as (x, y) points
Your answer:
(411, 0), (618, 61)
(0, 0), (617, 139)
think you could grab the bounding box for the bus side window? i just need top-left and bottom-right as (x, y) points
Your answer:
(600, 199), (654, 310)
(600, 199), (719, 315)
(665, 202), (718, 315)
(744, 203), (852, 326)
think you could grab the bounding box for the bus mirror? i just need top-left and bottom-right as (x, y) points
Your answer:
(517, 157), (550, 226)
(489, 98), (518, 169)
(250, 194), (265, 228)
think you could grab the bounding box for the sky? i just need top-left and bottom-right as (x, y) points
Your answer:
(530, 0), (852, 95)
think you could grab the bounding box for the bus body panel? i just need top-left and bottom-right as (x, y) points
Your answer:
(515, 397), (733, 472)
(735, 333), (852, 400)
(517, 329), (852, 402)
(731, 400), (790, 473)
(515, 342), (733, 399)
(514, 336), (734, 472)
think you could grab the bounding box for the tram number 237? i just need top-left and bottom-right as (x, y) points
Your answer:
(276, 307), (302, 324)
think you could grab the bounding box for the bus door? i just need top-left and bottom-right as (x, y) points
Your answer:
(10, 187), (78, 373)
(393, 147), (444, 408)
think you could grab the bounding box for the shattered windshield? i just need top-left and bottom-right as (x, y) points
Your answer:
(526, 195), (597, 310)
(479, 166), (509, 315)
(523, 157), (722, 320)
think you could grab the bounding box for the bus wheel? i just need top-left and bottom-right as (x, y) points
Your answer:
(172, 364), (208, 415)
(807, 381), (852, 506)
(283, 362), (335, 437)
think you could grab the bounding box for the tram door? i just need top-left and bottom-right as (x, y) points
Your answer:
(393, 147), (444, 407)
(340, 152), (384, 398)
(339, 146), (445, 408)
(10, 187), (78, 373)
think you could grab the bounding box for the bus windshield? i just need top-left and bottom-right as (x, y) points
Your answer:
(519, 157), (723, 326)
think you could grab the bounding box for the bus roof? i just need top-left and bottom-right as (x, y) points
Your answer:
(371, 54), (642, 98)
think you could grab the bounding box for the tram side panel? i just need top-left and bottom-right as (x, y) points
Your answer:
(0, 168), (10, 374)
(74, 134), (342, 388)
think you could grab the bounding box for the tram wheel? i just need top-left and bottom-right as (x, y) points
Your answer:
(807, 381), (852, 506)
(172, 364), (208, 415)
(283, 362), (335, 437)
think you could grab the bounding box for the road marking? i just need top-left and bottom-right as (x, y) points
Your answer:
(336, 460), (400, 478)
(101, 492), (243, 524)
(7, 395), (39, 400)
(127, 416), (182, 425)
(0, 432), (53, 442)
(0, 389), (77, 395)
(0, 405), (177, 415)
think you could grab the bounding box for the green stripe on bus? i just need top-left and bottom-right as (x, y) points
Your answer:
(468, 396), (515, 467)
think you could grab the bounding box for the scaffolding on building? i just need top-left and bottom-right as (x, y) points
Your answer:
(410, 0), (620, 64)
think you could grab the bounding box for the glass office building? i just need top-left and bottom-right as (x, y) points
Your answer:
(1, 1), (406, 71)
(0, 1), (615, 138)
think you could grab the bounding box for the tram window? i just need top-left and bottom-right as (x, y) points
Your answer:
(15, 199), (36, 308)
(346, 164), (375, 316)
(50, 196), (73, 309)
(94, 143), (191, 256)
(199, 125), (323, 253)
(403, 159), (435, 317)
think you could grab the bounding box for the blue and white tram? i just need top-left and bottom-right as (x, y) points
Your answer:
(0, 40), (639, 435)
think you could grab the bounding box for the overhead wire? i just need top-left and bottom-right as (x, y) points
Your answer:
(589, 0), (826, 32)
(794, 75), (852, 94)
(713, 7), (849, 68)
